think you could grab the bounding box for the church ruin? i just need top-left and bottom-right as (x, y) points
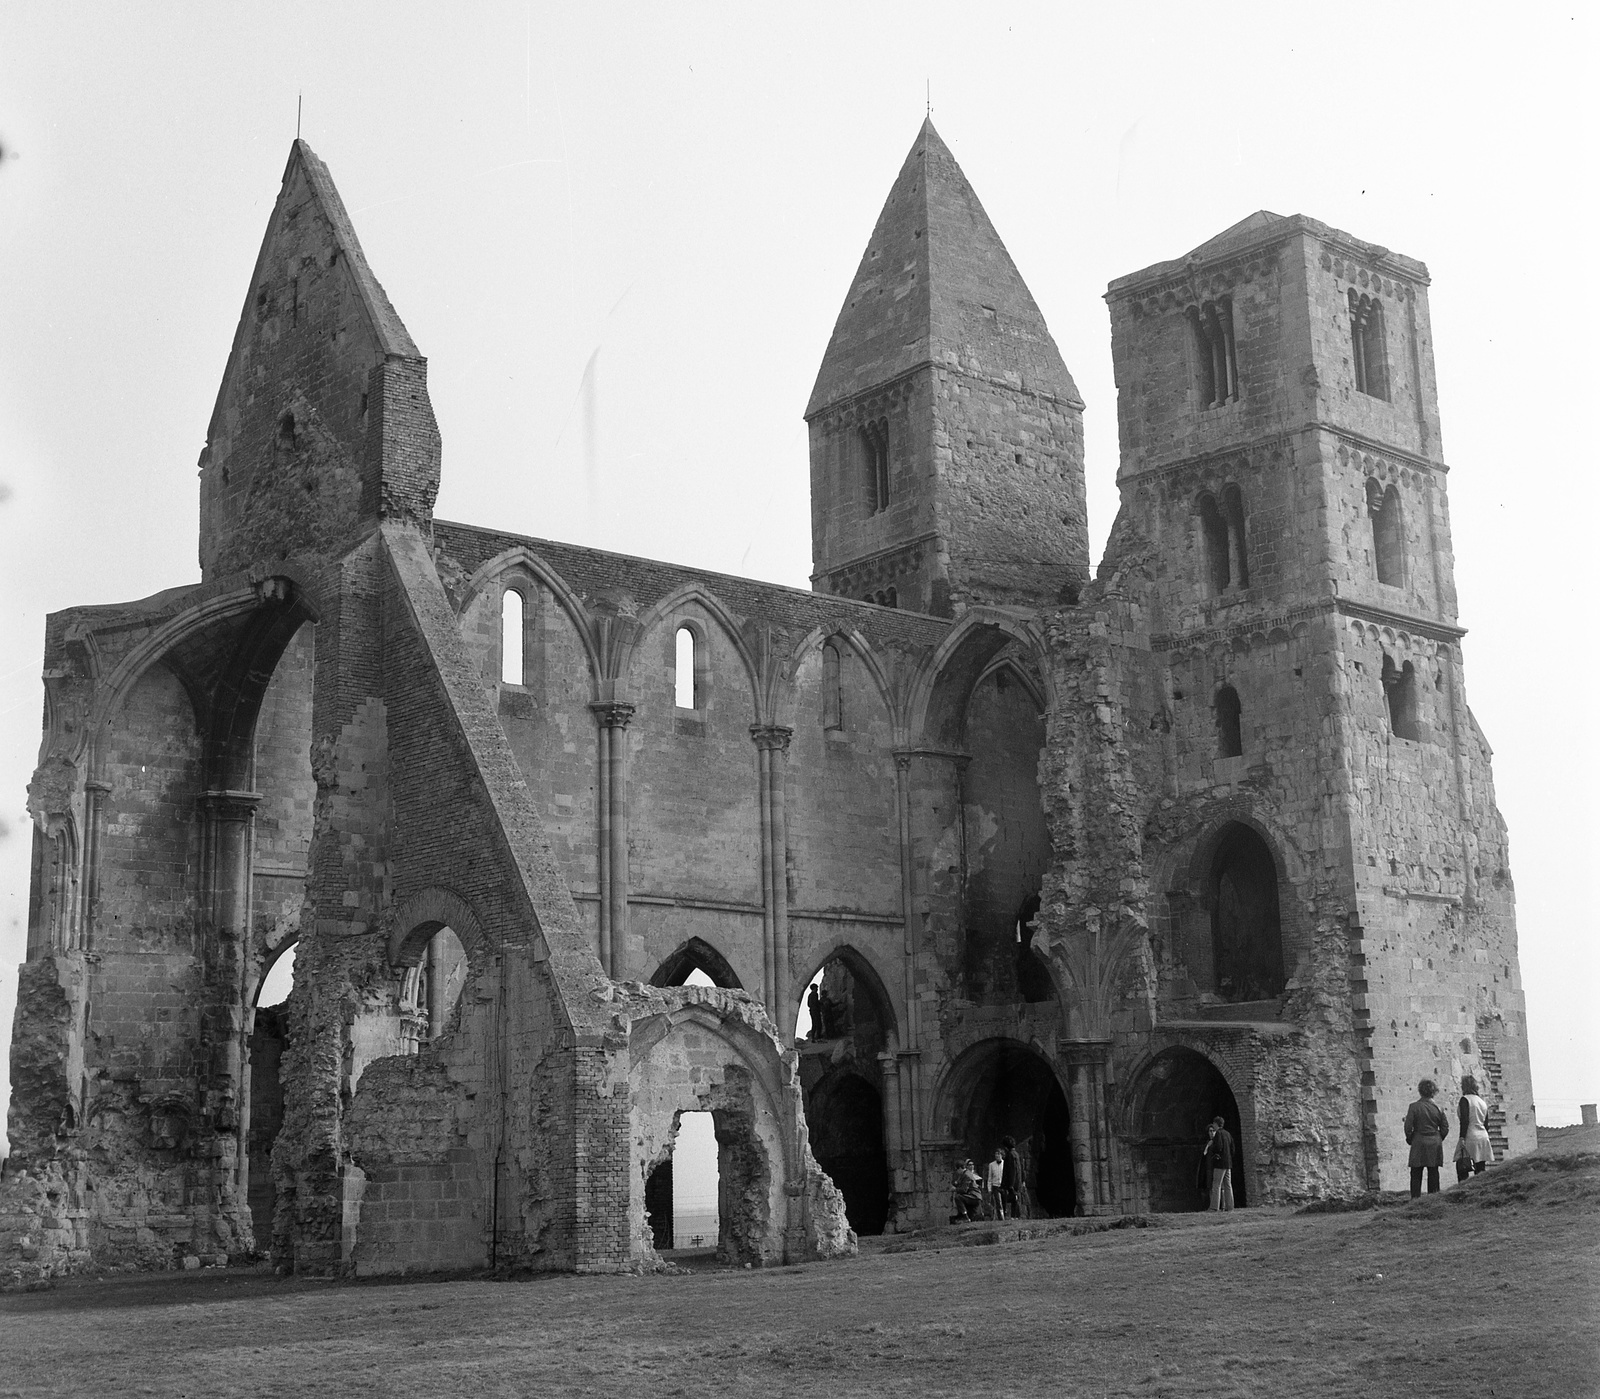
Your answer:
(1, 121), (1535, 1277)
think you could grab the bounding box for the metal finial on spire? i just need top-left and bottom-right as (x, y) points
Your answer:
(297, 94), (302, 140)
(926, 80), (931, 118)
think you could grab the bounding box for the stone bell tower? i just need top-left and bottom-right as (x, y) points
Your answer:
(805, 119), (1088, 616)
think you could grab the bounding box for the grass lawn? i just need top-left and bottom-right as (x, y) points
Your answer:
(2, 1136), (1595, 1398)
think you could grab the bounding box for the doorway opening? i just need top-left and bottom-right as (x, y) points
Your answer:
(946, 1040), (1075, 1217)
(1127, 1047), (1246, 1211)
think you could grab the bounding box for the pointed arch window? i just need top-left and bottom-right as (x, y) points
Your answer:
(674, 626), (698, 710)
(500, 588), (525, 686)
(1350, 290), (1388, 400)
(1214, 685), (1243, 758)
(861, 418), (891, 514)
(821, 641), (843, 731)
(1367, 479), (1404, 586)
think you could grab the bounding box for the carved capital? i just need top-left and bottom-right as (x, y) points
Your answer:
(201, 789), (262, 824)
(589, 701), (636, 731)
(749, 724), (793, 753)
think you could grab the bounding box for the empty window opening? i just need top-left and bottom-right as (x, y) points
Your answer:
(796, 952), (892, 1234)
(674, 626), (698, 709)
(650, 936), (742, 990)
(821, 641), (843, 730)
(500, 589), (525, 685)
(1350, 290), (1388, 399)
(276, 411), (297, 451)
(401, 926), (469, 1049)
(1188, 298), (1239, 409)
(1382, 654), (1420, 740)
(1128, 1048), (1247, 1211)
(1214, 685), (1243, 759)
(1210, 823), (1286, 1004)
(256, 942), (295, 1009)
(1368, 480), (1404, 585)
(861, 418), (891, 514)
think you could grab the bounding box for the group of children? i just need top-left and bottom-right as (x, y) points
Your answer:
(949, 1137), (1025, 1222)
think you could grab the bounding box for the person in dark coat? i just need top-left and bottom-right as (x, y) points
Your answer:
(1404, 1077), (1451, 1197)
(1000, 1135), (1025, 1219)
(1204, 1116), (1235, 1211)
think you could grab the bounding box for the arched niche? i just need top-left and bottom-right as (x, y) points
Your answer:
(934, 1039), (1075, 1218)
(1123, 1046), (1246, 1211)
(1208, 822), (1286, 1003)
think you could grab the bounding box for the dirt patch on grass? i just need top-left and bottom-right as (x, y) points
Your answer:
(1, 1149), (1596, 1398)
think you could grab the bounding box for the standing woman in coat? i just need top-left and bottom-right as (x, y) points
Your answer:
(1404, 1078), (1451, 1197)
(1455, 1074), (1495, 1182)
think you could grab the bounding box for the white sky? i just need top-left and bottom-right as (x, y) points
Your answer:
(1, 2), (1595, 1142)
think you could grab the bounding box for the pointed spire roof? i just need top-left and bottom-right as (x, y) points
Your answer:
(806, 120), (1079, 418)
(1183, 210), (1289, 263)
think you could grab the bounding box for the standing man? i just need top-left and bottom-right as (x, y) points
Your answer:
(1403, 1078), (1451, 1197)
(985, 1147), (1007, 1220)
(1001, 1135), (1024, 1220)
(1204, 1116), (1236, 1211)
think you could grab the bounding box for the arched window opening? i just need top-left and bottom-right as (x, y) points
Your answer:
(947, 1041), (1076, 1218)
(861, 418), (890, 514)
(649, 937), (742, 990)
(1128, 1048), (1247, 1211)
(1350, 290), (1389, 400)
(401, 926), (469, 1049)
(1382, 654), (1420, 740)
(1197, 494), (1230, 596)
(796, 952), (892, 1234)
(1370, 481), (1404, 586)
(673, 626), (698, 710)
(1214, 685), (1243, 759)
(1220, 485), (1250, 588)
(821, 642), (843, 731)
(884, 586), (898, 609)
(501, 589), (525, 686)
(1209, 823), (1286, 1004)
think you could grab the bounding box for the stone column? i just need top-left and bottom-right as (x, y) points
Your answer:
(203, 788), (261, 1241)
(80, 779), (110, 953)
(752, 725), (794, 1037)
(894, 748), (968, 1202)
(590, 702), (635, 979)
(1061, 1038), (1115, 1214)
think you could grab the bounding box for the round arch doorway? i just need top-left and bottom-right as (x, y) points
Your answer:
(1126, 1047), (1246, 1210)
(943, 1040), (1075, 1218)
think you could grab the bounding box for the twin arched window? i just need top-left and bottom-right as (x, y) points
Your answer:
(1197, 486), (1250, 597)
(1188, 298), (1239, 408)
(861, 418), (891, 514)
(1349, 290), (1388, 400)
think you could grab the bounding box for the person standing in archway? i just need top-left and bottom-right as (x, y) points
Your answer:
(1404, 1078), (1451, 1197)
(1204, 1117), (1235, 1211)
(985, 1148), (1007, 1219)
(1000, 1136), (1023, 1219)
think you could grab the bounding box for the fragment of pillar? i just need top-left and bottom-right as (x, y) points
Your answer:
(751, 724), (794, 1037)
(590, 702), (635, 978)
(1060, 1037), (1115, 1213)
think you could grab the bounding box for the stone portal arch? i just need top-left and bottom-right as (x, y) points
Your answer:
(1123, 1046), (1246, 1211)
(933, 1038), (1076, 1218)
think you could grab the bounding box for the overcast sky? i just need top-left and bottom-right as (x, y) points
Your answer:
(1, 2), (1594, 1144)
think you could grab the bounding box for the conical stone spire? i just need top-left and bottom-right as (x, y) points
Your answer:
(806, 121), (1087, 615)
(198, 141), (440, 580)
